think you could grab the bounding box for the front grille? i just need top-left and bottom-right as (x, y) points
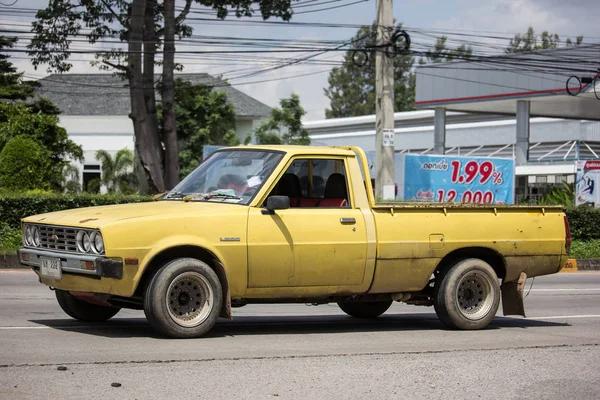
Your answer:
(38, 225), (78, 252)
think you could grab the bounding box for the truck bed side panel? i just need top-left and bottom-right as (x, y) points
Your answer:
(368, 207), (566, 294)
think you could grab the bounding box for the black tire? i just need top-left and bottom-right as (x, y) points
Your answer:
(434, 258), (500, 330)
(143, 258), (222, 339)
(337, 300), (392, 318)
(55, 290), (120, 322)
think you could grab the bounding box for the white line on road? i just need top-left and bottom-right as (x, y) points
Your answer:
(529, 288), (600, 292)
(528, 314), (600, 320)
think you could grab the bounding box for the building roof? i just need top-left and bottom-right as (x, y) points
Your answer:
(36, 73), (272, 118)
(415, 43), (600, 120)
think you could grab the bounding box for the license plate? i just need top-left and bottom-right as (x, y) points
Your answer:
(40, 257), (62, 280)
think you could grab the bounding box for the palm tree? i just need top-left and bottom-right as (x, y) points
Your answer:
(95, 149), (137, 193)
(61, 163), (81, 194)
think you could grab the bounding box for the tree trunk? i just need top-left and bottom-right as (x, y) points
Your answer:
(143, 0), (161, 162)
(161, 0), (179, 189)
(128, 0), (165, 193)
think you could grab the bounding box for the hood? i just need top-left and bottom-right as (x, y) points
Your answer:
(22, 200), (244, 228)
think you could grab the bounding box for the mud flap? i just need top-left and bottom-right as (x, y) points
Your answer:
(501, 272), (527, 317)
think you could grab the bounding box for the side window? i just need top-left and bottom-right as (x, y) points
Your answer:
(269, 158), (350, 208)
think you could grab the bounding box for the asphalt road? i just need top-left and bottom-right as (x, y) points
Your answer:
(1, 270), (599, 400)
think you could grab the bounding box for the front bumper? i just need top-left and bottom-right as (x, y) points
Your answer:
(18, 248), (123, 279)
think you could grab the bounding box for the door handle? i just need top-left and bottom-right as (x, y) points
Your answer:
(340, 218), (356, 224)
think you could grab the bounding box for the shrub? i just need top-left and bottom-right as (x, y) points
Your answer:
(565, 206), (600, 241)
(571, 239), (600, 259)
(0, 136), (51, 191)
(0, 222), (21, 254)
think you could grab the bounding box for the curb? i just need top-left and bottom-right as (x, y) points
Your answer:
(0, 254), (26, 269)
(572, 258), (600, 271)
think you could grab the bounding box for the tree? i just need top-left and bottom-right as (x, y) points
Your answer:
(324, 22), (415, 119)
(0, 103), (83, 190)
(60, 164), (82, 194)
(0, 37), (39, 101)
(164, 79), (239, 178)
(506, 27), (583, 53)
(0, 36), (82, 191)
(0, 36), (58, 113)
(423, 36), (472, 63)
(28, 0), (300, 193)
(0, 136), (51, 191)
(95, 149), (138, 193)
(255, 94), (310, 145)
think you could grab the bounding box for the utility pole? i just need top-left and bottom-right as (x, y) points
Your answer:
(375, 0), (395, 200)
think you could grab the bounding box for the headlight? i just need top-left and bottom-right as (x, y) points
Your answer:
(31, 226), (41, 247)
(90, 231), (104, 254)
(76, 230), (92, 253)
(24, 225), (33, 246)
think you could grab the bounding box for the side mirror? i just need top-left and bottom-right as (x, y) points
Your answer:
(264, 196), (290, 214)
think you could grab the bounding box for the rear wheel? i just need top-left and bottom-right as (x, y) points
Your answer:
(144, 258), (222, 338)
(434, 258), (500, 330)
(55, 290), (120, 322)
(337, 300), (392, 318)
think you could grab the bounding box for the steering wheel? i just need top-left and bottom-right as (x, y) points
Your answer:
(217, 174), (247, 194)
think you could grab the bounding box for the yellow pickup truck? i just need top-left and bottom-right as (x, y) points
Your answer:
(19, 146), (570, 338)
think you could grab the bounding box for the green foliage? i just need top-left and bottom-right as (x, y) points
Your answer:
(161, 79), (239, 178)
(506, 26), (583, 53)
(60, 164), (82, 194)
(95, 149), (138, 193)
(0, 192), (152, 230)
(539, 182), (574, 207)
(565, 207), (600, 241)
(0, 222), (21, 254)
(570, 239), (600, 259)
(0, 103), (83, 191)
(324, 22), (415, 118)
(422, 36), (473, 63)
(255, 94), (310, 145)
(0, 136), (51, 191)
(0, 36), (40, 101)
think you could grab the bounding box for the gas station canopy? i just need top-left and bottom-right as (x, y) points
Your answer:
(415, 44), (600, 121)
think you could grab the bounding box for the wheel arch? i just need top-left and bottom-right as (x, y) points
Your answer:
(435, 247), (506, 281)
(135, 245), (232, 319)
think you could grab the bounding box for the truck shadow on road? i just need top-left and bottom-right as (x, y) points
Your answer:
(27, 313), (570, 339)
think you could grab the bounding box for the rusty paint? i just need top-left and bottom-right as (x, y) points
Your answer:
(79, 218), (99, 223)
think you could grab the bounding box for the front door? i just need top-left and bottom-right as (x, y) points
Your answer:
(247, 157), (368, 288)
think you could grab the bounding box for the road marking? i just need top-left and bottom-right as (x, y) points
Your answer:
(530, 314), (600, 320)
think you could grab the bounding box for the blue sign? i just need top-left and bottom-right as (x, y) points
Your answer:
(365, 152), (514, 204)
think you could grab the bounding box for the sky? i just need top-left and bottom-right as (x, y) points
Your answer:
(1, 0), (598, 120)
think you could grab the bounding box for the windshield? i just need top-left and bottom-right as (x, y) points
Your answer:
(164, 150), (283, 204)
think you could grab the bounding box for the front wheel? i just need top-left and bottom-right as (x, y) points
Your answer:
(55, 290), (120, 322)
(143, 258), (223, 338)
(434, 258), (500, 330)
(337, 300), (392, 318)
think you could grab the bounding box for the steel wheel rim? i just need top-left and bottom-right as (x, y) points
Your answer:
(166, 272), (214, 328)
(455, 270), (494, 320)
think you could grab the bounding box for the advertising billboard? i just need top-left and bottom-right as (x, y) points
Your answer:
(576, 160), (600, 207)
(365, 152), (515, 204)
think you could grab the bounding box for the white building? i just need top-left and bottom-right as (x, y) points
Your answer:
(37, 73), (271, 190)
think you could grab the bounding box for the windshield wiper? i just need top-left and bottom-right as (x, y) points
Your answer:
(184, 193), (241, 202)
(163, 191), (188, 200)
